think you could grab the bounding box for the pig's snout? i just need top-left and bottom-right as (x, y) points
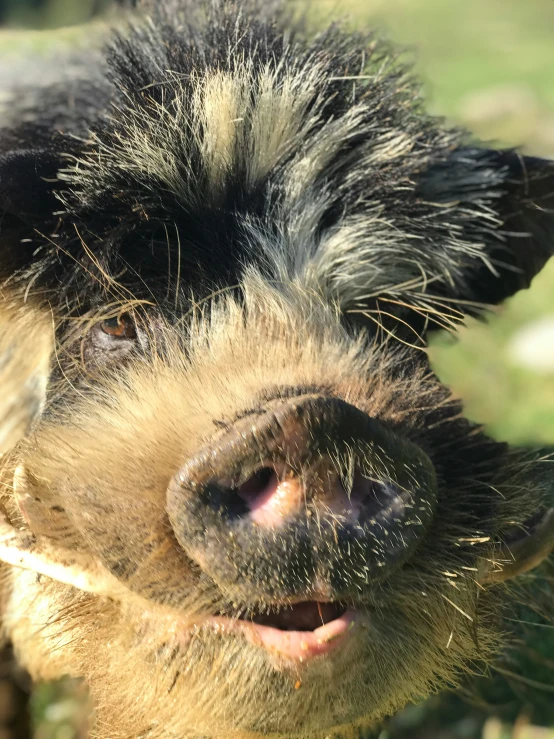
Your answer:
(166, 395), (438, 601)
(178, 396), (387, 527)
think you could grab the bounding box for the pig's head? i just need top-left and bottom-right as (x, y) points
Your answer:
(0, 2), (553, 737)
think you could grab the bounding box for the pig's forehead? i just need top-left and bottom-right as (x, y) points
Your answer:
(1, 2), (509, 311)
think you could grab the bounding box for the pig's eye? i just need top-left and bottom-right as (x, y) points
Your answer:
(100, 315), (137, 340)
(85, 313), (139, 364)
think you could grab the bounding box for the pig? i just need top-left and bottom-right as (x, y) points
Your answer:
(0, 0), (553, 737)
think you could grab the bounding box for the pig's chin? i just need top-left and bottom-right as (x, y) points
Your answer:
(203, 601), (361, 662)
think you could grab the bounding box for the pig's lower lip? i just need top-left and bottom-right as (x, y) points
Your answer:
(202, 602), (360, 661)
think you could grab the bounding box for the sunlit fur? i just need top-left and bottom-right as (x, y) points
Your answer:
(0, 276), (548, 738)
(0, 1), (553, 738)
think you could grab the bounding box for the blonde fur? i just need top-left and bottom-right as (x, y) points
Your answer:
(0, 276), (535, 737)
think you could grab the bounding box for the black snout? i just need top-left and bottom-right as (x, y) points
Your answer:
(166, 395), (437, 602)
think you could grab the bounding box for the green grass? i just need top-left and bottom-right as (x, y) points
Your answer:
(430, 260), (554, 445)
(0, 0), (111, 28)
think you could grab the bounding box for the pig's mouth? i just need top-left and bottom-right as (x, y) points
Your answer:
(205, 600), (360, 661)
(248, 600), (347, 630)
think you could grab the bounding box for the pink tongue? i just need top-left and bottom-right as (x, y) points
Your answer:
(201, 605), (358, 661)
(244, 608), (358, 661)
(253, 601), (344, 631)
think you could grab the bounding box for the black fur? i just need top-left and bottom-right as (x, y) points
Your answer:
(1, 0), (553, 322)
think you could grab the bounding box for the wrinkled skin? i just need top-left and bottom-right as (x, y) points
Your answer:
(0, 1), (554, 738)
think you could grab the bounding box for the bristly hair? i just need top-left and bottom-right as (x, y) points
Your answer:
(0, 0), (515, 330)
(1, 4), (554, 737)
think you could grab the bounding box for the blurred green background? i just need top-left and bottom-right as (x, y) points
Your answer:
(0, 0), (110, 27)
(1, 0), (554, 738)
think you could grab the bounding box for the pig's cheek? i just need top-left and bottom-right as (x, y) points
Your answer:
(56, 481), (200, 606)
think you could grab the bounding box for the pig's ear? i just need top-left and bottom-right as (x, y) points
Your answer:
(474, 150), (554, 305)
(483, 507), (554, 584)
(0, 149), (61, 272)
(425, 149), (554, 310)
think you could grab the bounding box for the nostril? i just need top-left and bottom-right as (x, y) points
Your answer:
(236, 466), (279, 510)
(350, 471), (388, 507)
(348, 470), (372, 502)
(227, 466), (400, 523)
(346, 470), (412, 525)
